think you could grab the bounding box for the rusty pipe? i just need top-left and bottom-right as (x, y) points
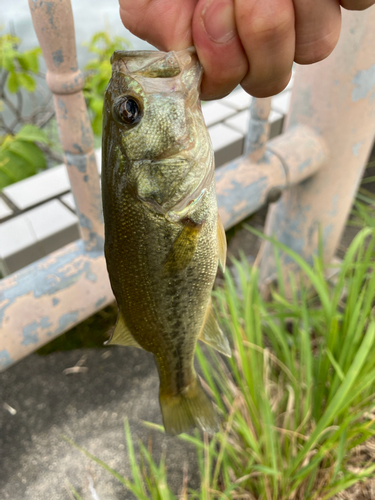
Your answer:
(0, 124), (327, 371)
(217, 124), (327, 229)
(258, 8), (375, 287)
(28, 0), (104, 252)
(244, 97), (272, 163)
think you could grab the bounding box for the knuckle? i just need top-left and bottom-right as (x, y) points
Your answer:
(246, 9), (293, 42)
(295, 22), (341, 65)
(295, 36), (337, 65)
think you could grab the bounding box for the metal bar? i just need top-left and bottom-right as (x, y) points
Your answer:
(0, 240), (113, 371)
(0, 125), (327, 371)
(217, 125), (327, 229)
(0, 0), (330, 371)
(28, 0), (104, 252)
(244, 97), (272, 162)
(258, 8), (375, 288)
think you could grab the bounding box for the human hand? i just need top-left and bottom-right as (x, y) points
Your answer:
(118, 0), (375, 100)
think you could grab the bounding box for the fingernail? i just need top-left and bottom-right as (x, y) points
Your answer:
(202, 0), (236, 44)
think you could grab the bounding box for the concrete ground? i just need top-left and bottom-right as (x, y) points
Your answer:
(0, 345), (200, 500)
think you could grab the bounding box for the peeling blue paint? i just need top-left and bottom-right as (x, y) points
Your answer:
(58, 311), (79, 333)
(352, 141), (364, 157)
(289, 87), (313, 128)
(46, 1), (57, 30)
(82, 261), (97, 282)
(58, 98), (68, 120)
(0, 350), (13, 370)
(52, 298), (60, 306)
(329, 194), (338, 217)
(298, 158), (312, 173)
(66, 152), (87, 173)
(40, 316), (52, 329)
(84, 175), (89, 182)
(21, 316), (53, 346)
(52, 49), (64, 67)
(87, 233), (105, 254)
(81, 122), (94, 150)
(270, 198), (312, 266)
(95, 297), (107, 309)
(217, 176), (269, 227)
(72, 143), (84, 154)
(61, 71), (84, 93)
(77, 211), (93, 230)
(0, 240), (103, 328)
(351, 63), (375, 102)
(215, 159), (240, 178)
(323, 224), (333, 245)
(245, 120), (267, 157)
(21, 323), (40, 346)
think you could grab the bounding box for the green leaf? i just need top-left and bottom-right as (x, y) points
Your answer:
(2, 49), (17, 72)
(62, 435), (132, 489)
(7, 72), (19, 93)
(292, 321), (375, 471)
(0, 156), (14, 189)
(16, 124), (49, 144)
(1, 149), (36, 176)
(67, 483), (84, 500)
(251, 464), (280, 476)
(17, 49), (40, 73)
(0, 150), (36, 187)
(89, 97), (104, 114)
(18, 72), (36, 92)
(8, 140), (46, 170)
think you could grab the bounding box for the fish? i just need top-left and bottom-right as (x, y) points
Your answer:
(101, 47), (230, 436)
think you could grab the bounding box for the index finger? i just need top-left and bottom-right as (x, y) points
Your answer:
(119, 0), (196, 50)
(192, 0), (248, 100)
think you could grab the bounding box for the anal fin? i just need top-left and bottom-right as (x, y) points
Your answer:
(198, 299), (231, 357)
(217, 214), (227, 272)
(105, 313), (142, 349)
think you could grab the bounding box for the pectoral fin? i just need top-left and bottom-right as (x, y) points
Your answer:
(217, 214), (227, 272)
(164, 218), (203, 274)
(199, 300), (231, 357)
(105, 313), (142, 349)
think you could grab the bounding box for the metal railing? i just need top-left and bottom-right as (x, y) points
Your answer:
(1, 0), (375, 371)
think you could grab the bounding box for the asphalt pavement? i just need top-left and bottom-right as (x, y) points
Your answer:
(0, 345), (199, 500)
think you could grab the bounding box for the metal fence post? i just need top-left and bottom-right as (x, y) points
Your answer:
(28, 0), (104, 252)
(245, 97), (272, 163)
(0, 2), (330, 370)
(258, 8), (375, 288)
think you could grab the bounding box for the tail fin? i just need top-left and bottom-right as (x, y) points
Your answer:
(159, 377), (219, 436)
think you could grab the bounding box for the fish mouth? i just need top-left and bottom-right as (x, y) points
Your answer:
(111, 48), (197, 79)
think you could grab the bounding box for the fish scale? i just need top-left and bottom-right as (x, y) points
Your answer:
(102, 48), (230, 435)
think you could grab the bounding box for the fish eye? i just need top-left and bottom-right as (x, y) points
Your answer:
(113, 95), (143, 126)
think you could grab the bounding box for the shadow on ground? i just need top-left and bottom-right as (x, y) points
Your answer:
(0, 345), (199, 499)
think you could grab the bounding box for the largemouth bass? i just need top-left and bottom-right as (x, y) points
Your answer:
(102, 48), (230, 436)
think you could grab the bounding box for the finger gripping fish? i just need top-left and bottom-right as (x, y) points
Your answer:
(102, 48), (230, 436)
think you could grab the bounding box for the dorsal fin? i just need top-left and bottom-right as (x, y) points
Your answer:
(198, 299), (231, 357)
(217, 214), (227, 272)
(105, 313), (142, 349)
